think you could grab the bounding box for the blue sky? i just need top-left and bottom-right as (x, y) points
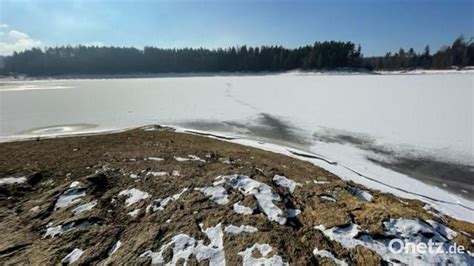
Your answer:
(0, 0), (473, 56)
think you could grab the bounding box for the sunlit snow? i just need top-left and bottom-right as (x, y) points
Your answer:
(140, 223), (225, 265)
(118, 188), (150, 206)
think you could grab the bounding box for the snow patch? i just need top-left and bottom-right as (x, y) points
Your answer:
(348, 186), (374, 202)
(320, 195), (336, 202)
(313, 180), (331, 184)
(218, 174), (286, 224)
(224, 224), (258, 234)
(188, 155), (206, 162)
(72, 200), (97, 214)
(426, 220), (457, 240)
(313, 248), (348, 266)
(316, 218), (472, 265)
(108, 240), (122, 256)
(44, 225), (64, 238)
(233, 202), (253, 215)
(146, 188), (188, 212)
(69, 181), (81, 188)
(147, 171), (168, 177)
(61, 248), (84, 264)
(147, 157), (164, 161)
(174, 155), (206, 163)
(195, 186), (228, 205)
(174, 156), (190, 162)
(118, 188), (150, 206)
(140, 223), (225, 265)
(273, 175), (301, 194)
(238, 243), (288, 266)
(43, 220), (92, 238)
(128, 208), (140, 217)
(172, 170), (180, 177)
(55, 188), (86, 209)
(0, 176), (27, 185)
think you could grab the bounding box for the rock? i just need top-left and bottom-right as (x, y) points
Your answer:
(86, 173), (108, 194)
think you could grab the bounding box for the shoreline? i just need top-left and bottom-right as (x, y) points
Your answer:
(176, 127), (474, 222)
(0, 126), (473, 264)
(2, 124), (473, 223)
(1, 68), (473, 81)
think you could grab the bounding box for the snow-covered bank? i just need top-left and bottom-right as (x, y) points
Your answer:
(171, 126), (474, 223)
(373, 68), (474, 75)
(1, 124), (473, 223)
(2, 68), (473, 81)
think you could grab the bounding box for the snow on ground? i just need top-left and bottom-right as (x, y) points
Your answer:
(224, 224), (258, 234)
(0, 176), (27, 185)
(43, 225), (65, 238)
(128, 208), (140, 217)
(313, 248), (348, 266)
(72, 200), (97, 214)
(118, 188), (150, 206)
(196, 174), (288, 224)
(374, 68), (474, 75)
(272, 175), (301, 194)
(174, 156), (190, 162)
(315, 218), (473, 265)
(199, 135), (474, 223)
(69, 181), (81, 188)
(43, 220), (93, 238)
(188, 155), (206, 162)
(195, 186), (229, 205)
(216, 174), (286, 224)
(146, 188), (188, 212)
(140, 223), (225, 265)
(174, 155), (206, 162)
(146, 157), (164, 161)
(320, 195), (337, 202)
(4, 73), (471, 165)
(233, 202), (253, 215)
(172, 170), (180, 177)
(146, 171), (168, 177)
(55, 188), (86, 209)
(61, 248), (84, 264)
(108, 240), (122, 256)
(238, 243), (288, 266)
(347, 186), (374, 202)
(313, 180), (331, 184)
(426, 220), (458, 240)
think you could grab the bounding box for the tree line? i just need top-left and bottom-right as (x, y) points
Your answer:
(1, 36), (473, 76)
(365, 36), (474, 70)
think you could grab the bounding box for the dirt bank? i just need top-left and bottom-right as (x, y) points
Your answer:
(0, 127), (472, 265)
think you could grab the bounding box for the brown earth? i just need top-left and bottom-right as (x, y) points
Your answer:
(0, 127), (472, 265)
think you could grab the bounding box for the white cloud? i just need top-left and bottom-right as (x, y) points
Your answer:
(8, 30), (30, 40)
(0, 25), (43, 55)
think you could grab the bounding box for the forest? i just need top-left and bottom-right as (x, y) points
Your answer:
(1, 36), (473, 75)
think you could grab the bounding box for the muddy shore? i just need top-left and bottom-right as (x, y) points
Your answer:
(0, 127), (472, 265)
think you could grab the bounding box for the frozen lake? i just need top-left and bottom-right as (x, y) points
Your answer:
(0, 72), (473, 219)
